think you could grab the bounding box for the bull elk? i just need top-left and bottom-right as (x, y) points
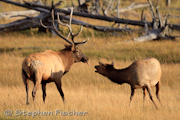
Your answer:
(95, 58), (162, 109)
(22, 8), (89, 105)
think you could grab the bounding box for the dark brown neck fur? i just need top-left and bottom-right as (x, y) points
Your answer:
(106, 68), (131, 84)
(57, 48), (74, 73)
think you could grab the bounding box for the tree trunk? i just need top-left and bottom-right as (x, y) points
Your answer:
(0, 10), (39, 19)
(133, 30), (160, 42)
(77, 0), (84, 5)
(0, 12), (49, 33)
(166, 0), (171, 7)
(1, 0), (180, 31)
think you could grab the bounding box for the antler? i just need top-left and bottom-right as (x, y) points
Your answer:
(56, 7), (89, 45)
(40, 9), (73, 45)
(40, 5), (88, 45)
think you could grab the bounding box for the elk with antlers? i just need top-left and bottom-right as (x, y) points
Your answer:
(95, 58), (162, 109)
(22, 8), (89, 105)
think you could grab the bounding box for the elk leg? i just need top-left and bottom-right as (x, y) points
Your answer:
(32, 71), (42, 101)
(155, 81), (162, 107)
(146, 84), (158, 109)
(22, 69), (29, 105)
(129, 87), (135, 107)
(42, 82), (47, 103)
(25, 80), (29, 105)
(55, 80), (64, 102)
(142, 87), (146, 103)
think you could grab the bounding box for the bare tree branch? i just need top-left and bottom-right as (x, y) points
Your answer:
(0, 0), (179, 31)
(114, 3), (149, 13)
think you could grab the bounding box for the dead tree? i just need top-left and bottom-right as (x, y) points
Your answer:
(0, 0), (131, 33)
(76, 0), (91, 13)
(0, 0), (179, 40)
(132, 0), (177, 42)
(0, 12), (49, 33)
(90, 0), (101, 15)
(166, 0), (171, 7)
(114, 3), (150, 13)
(1, 0), (180, 30)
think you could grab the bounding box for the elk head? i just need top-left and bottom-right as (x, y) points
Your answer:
(40, 7), (89, 64)
(95, 62), (114, 76)
(64, 44), (89, 64)
(72, 46), (89, 64)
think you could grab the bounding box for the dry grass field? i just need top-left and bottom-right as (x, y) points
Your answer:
(0, 34), (180, 120)
(0, 0), (180, 120)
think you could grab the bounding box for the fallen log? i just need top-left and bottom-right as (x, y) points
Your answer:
(60, 15), (130, 32)
(0, 11), (130, 33)
(131, 0), (178, 42)
(0, 12), (49, 33)
(1, 0), (180, 31)
(114, 3), (150, 13)
(133, 29), (160, 42)
(0, 10), (39, 19)
(0, 0), (131, 33)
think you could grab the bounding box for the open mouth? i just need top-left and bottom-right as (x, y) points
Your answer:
(81, 59), (89, 65)
(94, 66), (98, 72)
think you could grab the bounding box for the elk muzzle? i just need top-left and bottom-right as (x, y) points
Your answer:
(94, 65), (100, 73)
(81, 55), (89, 65)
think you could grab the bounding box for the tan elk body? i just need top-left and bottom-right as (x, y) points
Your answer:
(22, 8), (89, 104)
(95, 57), (162, 109)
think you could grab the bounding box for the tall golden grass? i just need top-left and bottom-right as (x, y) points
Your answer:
(0, 0), (180, 119)
(0, 35), (180, 120)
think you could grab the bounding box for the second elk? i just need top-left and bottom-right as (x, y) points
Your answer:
(95, 58), (162, 109)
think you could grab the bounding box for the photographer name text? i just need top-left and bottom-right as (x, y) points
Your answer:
(4, 109), (88, 118)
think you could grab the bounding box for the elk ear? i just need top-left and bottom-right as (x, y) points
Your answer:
(111, 61), (114, 66)
(64, 44), (72, 50)
(99, 61), (106, 69)
(64, 44), (69, 48)
(99, 61), (105, 67)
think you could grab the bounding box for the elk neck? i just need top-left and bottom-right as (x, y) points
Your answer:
(106, 68), (131, 85)
(57, 49), (74, 73)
